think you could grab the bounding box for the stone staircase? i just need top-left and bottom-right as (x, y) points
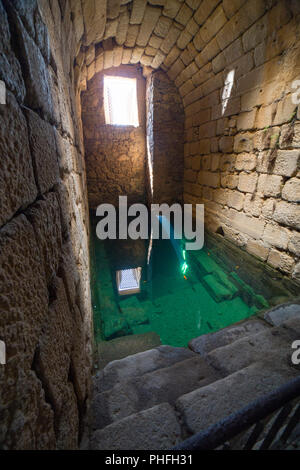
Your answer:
(86, 312), (300, 450)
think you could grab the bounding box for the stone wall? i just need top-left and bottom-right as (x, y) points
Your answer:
(0, 0), (92, 449)
(72, 0), (300, 282)
(81, 65), (147, 208)
(181, 0), (300, 282)
(147, 70), (184, 204)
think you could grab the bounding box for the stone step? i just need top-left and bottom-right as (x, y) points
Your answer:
(188, 319), (270, 356)
(91, 355), (221, 431)
(205, 319), (300, 376)
(90, 402), (181, 450)
(176, 360), (299, 436)
(96, 332), (161, 370)
(263, 301), (300, 326)
(94, 345), (196, 393)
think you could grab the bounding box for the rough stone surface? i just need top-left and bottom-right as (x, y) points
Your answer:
(176, 362), (298, 435)
(264, 302), (300, 327)
(90, 403), (181, 450)
(0, 91), (37, 227)
(25, 108), (60, 194)
(188, 320), (269, 355)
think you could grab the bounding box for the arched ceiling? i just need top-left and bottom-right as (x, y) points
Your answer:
(70, 0), (247, 91)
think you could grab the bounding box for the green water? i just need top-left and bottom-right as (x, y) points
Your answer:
(90, 218), (297, 348)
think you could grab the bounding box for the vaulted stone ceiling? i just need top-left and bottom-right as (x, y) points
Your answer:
(71, 0), (250, 89)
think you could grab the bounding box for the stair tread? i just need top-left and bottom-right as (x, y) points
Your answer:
(189, 319), (269, 355)
(205, 319), (300, 376)
(176, 361), (299, 436)
(90, 402), (181, 450)
(91, 355), (220, 430)
(96, 332), (161, 370)
(94, 345), (196, 393)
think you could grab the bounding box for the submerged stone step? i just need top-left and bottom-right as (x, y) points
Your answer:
(91, 355), (221, 430)
(97, 332), (161, 370)
(90, 402), (181, 450)
(94, 345), (196, 393)
(202, 274), (233, 302)
(176, 361), (299, 436)
(188, 320), (270, 355)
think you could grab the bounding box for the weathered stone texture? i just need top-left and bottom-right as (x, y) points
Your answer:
(0, 91), (37, 227)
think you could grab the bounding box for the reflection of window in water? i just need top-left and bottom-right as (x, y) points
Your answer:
(222, 70), (235, 116)
(116, 267), (142, 295)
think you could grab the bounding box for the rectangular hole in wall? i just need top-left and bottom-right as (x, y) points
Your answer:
(104, 75), (139, 127)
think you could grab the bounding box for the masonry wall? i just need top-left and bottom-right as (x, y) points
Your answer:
(147, 70), (184, 204)
(81, 65), (147, 208)
(181, 0), (300, 282)
(0, 0), (92, 449)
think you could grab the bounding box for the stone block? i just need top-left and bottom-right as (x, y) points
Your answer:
(82, 0), (106, 45)
(238, 172), (258, 193)
(227, 190), (245, 211)
(0, 214), (48, 368)
(219, 136), (234, 153)
(243, 194), (262, 217)
(25, 109), (60, 194)
(263, 224), (290, 250)
(246, 239), (269, 261)
(0, 1), (25, 101)
(35, 277), (73, 415)
(136, 6), (161, 47)
(90, 403), (181, 450)
(235, 153), (256, 171)
(267, 249), (295, 274)
(0, 91), (37, 227)
(229, 209), (265, 239)
(282, 176), (300, 202)
(26, 192), (62, 285)
(257, 174), (283, 197)
(163, 0), (181, 19)
(11, 6), (53, 119)
(234, 133), (254, 153)
(198, 171), (220, 188)
(288, 232), (300, 256)
(273, 150), (299, 177)
(273, 201), (300, 230)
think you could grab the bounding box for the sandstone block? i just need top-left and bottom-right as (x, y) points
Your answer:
(0, 91), (37, 227)
(137, 6), (161, 47)
(11, 5), (53, 119)
(198, 171), (220, 188)
(273, 150), (299, 177)
(257, 174), (283, 198)
(163, 0), (181, 19)
(35, 277), (73, 415)
(26, 192), (62, 285)
(0, 215), (48, 368)
(234, 133), (254, 153)
(235, 153), (256, 171)
(219, 136), (234, 153)
(238, 172), (258, 193)
(227, 190), (245, 211)
(82, 0), (106, 45)
(263, 224), (290, 250)
(267, 249), (295, 274)
(288, 232), (300, 256)
(0, 1), (25, 101)
(282, 177), (300, 202)
(246, 239), (269, 261)
(229, 209), (265, 239)
(273, 201), (300, 230)
(25, 109), (60, 194)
